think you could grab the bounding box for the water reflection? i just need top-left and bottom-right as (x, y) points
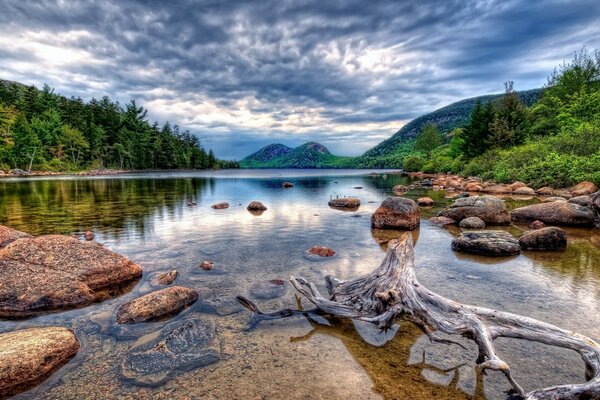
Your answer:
(0, 170), (599, 399)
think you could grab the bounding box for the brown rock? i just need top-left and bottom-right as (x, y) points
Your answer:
(0, 327), (80, 398)
(0, 225), (32, 248)
(438, 195), (511, 225)
(371, 197), (420, 230)
(199, 261), (214, 271)
(542, 196), (567, 203)
(507, 181), (527, 191)
(536, 187), (553, 195)
(511, 202), (595, 226)
(116, 286), (199, 324)
(156, 270), (178, 285)
(513, 187), (536, 195)
(247, 201), (267, 211)
(417, 197), (434, 207)
(482, 184), (510, 194)
(568, 195), (592, 207)
(0, 234), (142, 317)
(392, 185), (408, 193)
(465, 182), (483, 192)
(282, 181), (294, 188)
(529, 220), (545, 229)
(428, 216), (456, 226)
(211, 202), (230, 209)
(570, 181), (598, 196)
(308, 246), (336, 257)
(83, 230), (95, 241)
(328, 197), (360, 209)
(519, 227), (567, 251)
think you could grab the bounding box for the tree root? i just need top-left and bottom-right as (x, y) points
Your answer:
(238, 233), (600, 399)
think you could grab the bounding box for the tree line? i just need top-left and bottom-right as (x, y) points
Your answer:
(404, 48), (600, 186)
(0, 82), (239, 172)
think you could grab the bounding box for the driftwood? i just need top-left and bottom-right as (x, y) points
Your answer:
(237, 233), (600, 399)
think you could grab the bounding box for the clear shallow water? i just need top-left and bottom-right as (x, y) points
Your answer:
(1, 169), (599, 399)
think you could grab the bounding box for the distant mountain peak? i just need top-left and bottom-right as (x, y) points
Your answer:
(240, 141), (346, 168)
(298, 141), (330, 154)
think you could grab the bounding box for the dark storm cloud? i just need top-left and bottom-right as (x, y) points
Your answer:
(2, 0), (600, 159)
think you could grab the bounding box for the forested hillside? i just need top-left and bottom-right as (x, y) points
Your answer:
(240, 142), (354, 168)
(0, 81), (238, 172)
(395, 49), (600, 187)
(357, 88), (541, 167)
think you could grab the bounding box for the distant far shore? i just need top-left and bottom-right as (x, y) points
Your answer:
(0, 168), (223, 179)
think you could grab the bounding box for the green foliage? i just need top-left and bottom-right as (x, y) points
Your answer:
(414, 123), (442, 156)
(0, 80), (237, 171)
(487, 81), (530, 148)
(402, 156), (426, 172)
(241, 141), (355, 168)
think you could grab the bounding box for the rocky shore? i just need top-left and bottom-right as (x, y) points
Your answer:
(0, 168), (130, 178)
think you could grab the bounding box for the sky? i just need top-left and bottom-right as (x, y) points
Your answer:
(2, 0), (600, 160)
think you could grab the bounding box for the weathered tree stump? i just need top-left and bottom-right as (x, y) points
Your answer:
(238, 233), (600, 399)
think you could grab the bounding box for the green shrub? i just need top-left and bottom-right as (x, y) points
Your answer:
(403, 156), (426, 171)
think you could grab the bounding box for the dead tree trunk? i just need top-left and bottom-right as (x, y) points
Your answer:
(238, 233), (600, 399)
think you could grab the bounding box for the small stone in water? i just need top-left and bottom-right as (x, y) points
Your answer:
(84, 230), (95, 241)
(308, 246), (336, 257)
(200, 261), (214, 270)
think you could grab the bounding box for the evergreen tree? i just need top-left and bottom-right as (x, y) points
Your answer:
(488, 81), (529, 147)
(459, 100), (495, 158)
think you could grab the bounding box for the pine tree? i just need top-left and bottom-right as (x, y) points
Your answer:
(414, 123), (442, 157)
(489, 81), (529, 147)
(460, 100), (495, 158)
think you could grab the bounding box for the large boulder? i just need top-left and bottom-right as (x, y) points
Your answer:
(570, 181), (598, 196)
(116, 286), (199, 324)
(511, 202), (595, 226)
(0, 327), (80, 397)
(0, 233), (142, 317)
(121, 319), (220, 386)
(519, 227), (567, 251)
(536, 187), (554, 195)
(465, 182), (483, 192)
(371, 197), (420, 230)
(0, 225), (32, 248)
(451, 231), (520, 256)
(438, 195), (511, 225)
(482, 184), (510, 194)
(507, 181), (527, 191)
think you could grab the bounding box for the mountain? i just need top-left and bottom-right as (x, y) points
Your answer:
(358, 88), (542, 166)
(240, 142), (354, 168)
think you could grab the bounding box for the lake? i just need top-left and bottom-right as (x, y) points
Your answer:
(1, 169), (599, 399)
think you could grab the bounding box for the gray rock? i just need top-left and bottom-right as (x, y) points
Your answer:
(519, 227), (567, 251)
(511, 201), (595, 226)
(438, 195), (511, 225)
(121, 319), (220, 386)
(568, 195), (592, 207)
(459, 217), (485, 229)
(452, 231), (520, 256)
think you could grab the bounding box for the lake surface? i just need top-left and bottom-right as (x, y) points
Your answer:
(1, 169), (600, 399)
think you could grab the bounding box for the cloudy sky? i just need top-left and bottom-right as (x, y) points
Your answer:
(2, 0), (600, 159)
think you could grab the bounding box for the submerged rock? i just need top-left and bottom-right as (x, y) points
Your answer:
(0, 232), (142, 317)
(452, 231), (520, 256)
(83, 230), (95, 241)
(438, 195), (510, 225)
(519, 227), (567, 251)
(391, 185), (408, 193)
(156, 270), (178, 285)
(371, 197), (420, 230)
(308, 246), (336, 257)
(328, 197), (360, 209)
(249, 279), (288, 300)
(511, 202), (595, 226)
(199, 260), (214, 271)
(116, 286), (199, 324)
(459, 217), (485, 229)
(529, 220), (545, 229)
(0, 225), (32, 248)
(282, 181), (294, 188)
(121, 319), (220, 386)
(0, 327), (80, 398)
(211, 202), (230, 209)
